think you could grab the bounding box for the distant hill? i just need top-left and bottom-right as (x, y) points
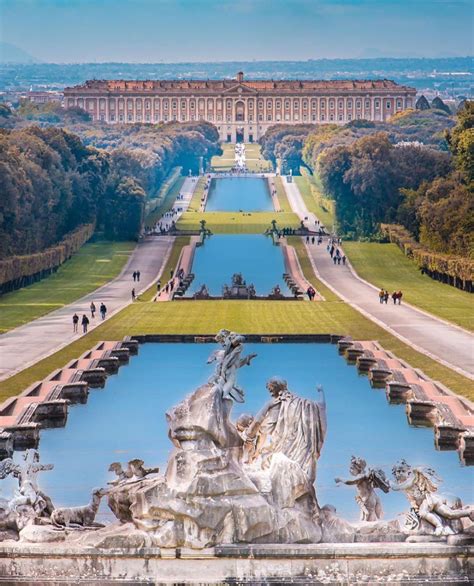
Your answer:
(0, 42), (39, 64)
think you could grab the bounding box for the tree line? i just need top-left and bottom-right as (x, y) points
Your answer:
(0, 106), (221, 262)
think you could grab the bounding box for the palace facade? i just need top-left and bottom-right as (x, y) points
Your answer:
(64, 72), (417, 143)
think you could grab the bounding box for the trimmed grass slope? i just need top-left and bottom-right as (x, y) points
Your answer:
(0, 241), (135, 333)
(344, 242), (473, 332)
(176, 211), (300, 233)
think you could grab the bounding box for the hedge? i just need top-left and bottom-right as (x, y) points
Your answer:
(380, 224), (473, 291)
(0, 223), (95, 291)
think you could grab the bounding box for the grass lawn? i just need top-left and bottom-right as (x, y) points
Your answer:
(295, 174), (336, 230)
(211, 143), (272, 173)
(343, 242), (473, 332)
(0, 241), (135, 334)
(186, 177), (207, 212)
(176, 211), (300, 233)
(274, 176), (292, 212)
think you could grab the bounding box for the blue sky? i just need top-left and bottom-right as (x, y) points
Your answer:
(1, 0), (472, 62)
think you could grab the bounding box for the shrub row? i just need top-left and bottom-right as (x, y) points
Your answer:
(380, 224), (473, 290)
(0, 223), (95, 290)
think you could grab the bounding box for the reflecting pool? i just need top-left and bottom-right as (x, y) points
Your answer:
(206, 177), (272, 211)
(187, 234), (291, 296)
(10, 343), (472, 524)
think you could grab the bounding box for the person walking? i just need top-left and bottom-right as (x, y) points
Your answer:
(397, 290), (403, 305)
(72, 313), (79, 333)
(392, 291), (398, 304)
(342, 255), (346, 265)
(90, 301), (96, 318)
(384, 290), (389, 304)
(379, 289), (384, 304)
(81, 314), (89, 334)
(136, 270), (141, 282)
(132, 271), (137, 282)
(131, 288), (136, 301)
(100, 303), (107, 320)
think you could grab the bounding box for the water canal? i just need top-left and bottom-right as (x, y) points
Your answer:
(187, 234), (291, 296)
(11, 342), (472, 524)
(205, 177), (273, 211)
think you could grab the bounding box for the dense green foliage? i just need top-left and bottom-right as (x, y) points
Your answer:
(259, 125), (315, 174)
(0, 109), (221, 267)
(317, 132), (451, 237)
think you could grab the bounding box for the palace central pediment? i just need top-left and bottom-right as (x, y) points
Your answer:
(221, 83), (258, 95)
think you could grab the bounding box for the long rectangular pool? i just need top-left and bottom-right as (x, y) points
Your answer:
(6, 343), (472, 524)
(206, 177), (273, 211)
(187, 235), (291, 297)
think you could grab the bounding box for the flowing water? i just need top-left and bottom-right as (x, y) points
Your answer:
(9, 343), (472, 524)
(187, 234), (292, 297)
(205, 177), (273, 211)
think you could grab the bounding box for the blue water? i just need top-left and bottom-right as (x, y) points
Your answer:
(187, 235), (291, 297)
(6, 343), (472, 524)
(206, 177), (273, 211)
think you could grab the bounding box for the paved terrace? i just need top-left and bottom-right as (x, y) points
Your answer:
(282, 177), (474, 379)
(0, 177), (198, 381)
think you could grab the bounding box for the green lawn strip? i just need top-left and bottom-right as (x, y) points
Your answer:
(295, 174), (336, 230)
(274, 176), (292, 212)
(343, 242), (473, 332)
(176, 211), (300, 233)
(145, 175), (186, 228)
(288, 237), (473, 401)
(0, 241), (135, 334)
(187, 177), (207, 212)
(211, 144), (272, 173)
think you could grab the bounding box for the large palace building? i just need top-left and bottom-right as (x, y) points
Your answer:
(64, 72), (417, 143)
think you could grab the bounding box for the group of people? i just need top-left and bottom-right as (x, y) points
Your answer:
(72, 301), (107, 334)
(154, 267), (186, 301)
(327, 237), (346, 266)
(379, 289), (403, 305)
(305, 234), (324, 246)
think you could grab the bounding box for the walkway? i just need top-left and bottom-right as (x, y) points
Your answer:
(0, 177), (201, 381)
(154, 176), (197, 232)
(282, 177), (474, 379)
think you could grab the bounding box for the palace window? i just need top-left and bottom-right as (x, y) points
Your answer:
(172, 101), (177, 110)
(267, 114), (272, 121)
(276, 100), (281, 108)
(99, 99), (106, 110)
(320, 100), (326, 109)
(338, 100), (343, 109)
(347, 100), (352, 109)
(199, 99), (205, 110)
(190, 101), (195, 110)
(207, 99), (214, 109)
(110, 114), (115, 121)
(293, 99), (299, 109)
(397, 99), (402, 108)
(208, 114), (213, 121)
(77, 98), (84, 108)
(163, 100), (169, 110)
(348, 114), (352, 121)
(311, 99), (317, 109)
(68, 99), (74, 107)
(294, 114), (299, 120)
(258, 114), (263, 121)
(136, 99), (142, 110)
(321, 114), (325, 121)
(154, 114), (159, 121)
(227, 115), (231, 122)
(217, 114), (222, 121)
(88, 101), (94, 111)
(248, 101), (253, 109)
(312, 115), (316, 121)
(226, 99), (232, 108)
(303, 100), (308, 110)
(109, 100), (116, 110)
(249, 115), (253, 121)
(145, 100), (151, 110)
(329, 100), (335, 110)
(164, 115), (168, 121)
(356, 100), (361, 109)
(146, 114), (150, 121)
(365, 100), (370, 108)
(136, 115), (142, 121)
(285, 113), (290, 121)
(375, 100), (380, 109)
(119, 114), (124, 122)
(128, 114), (133, 121)
(267, 100), (272, 108)
(99, 114), (105, 121)
(338, 114), (343, 121)
(386, 101), (391, 109)
(181, 100), (186, 109)
(172, 114), (177, 120)
(303, 114), (307, 121)
(276, 114), (281, 121)
(330, 114), (334, 121)
(285, 100), (290, 109)
(154, 99), (160, 109)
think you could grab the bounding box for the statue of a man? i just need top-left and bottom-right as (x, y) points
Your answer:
(8, 450), (54, 517)
(335, 456), (389, 522)
(243, 378), (327, 484)
(390, 459), (474, 536)
(207, 330), (256, 402)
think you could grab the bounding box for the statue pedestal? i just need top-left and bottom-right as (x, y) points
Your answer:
(1, 542), (472, 583)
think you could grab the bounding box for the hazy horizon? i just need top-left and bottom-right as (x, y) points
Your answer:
(1, 0), (472, 63)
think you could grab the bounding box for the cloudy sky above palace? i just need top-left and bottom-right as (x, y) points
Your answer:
(1, 0), (472, 63)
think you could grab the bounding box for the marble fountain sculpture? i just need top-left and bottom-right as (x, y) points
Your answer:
(0, 330), (472, 550)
